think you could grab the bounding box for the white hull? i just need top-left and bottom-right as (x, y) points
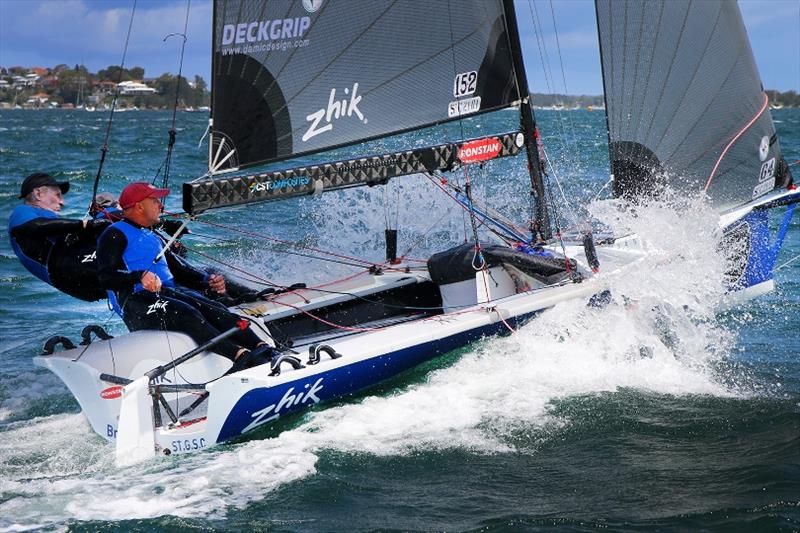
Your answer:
(34, 240), (625, 464)
(34, 205), (792, 465)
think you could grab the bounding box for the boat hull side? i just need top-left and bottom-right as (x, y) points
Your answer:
(214, 309), (539, 442)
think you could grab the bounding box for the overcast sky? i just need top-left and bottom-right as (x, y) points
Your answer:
(1, 0), (798, 95)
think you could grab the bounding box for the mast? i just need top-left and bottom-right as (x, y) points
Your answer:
(502, 0), (551, 240)
(208, 0), (218, 176)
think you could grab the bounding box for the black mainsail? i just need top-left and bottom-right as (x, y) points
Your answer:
(185, 0), (545, 215)
(212, 0), (519, 169)
(596, 0), (793, 211)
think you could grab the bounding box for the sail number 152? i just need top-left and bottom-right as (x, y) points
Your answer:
(454, 71), (478, 98)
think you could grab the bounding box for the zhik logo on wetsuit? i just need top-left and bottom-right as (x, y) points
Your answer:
(81, 251), (96, 263)
(147, 300), (168, 315)
(302, 83), (366, 142)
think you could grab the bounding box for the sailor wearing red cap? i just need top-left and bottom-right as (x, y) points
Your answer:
(97, 182), (272, 371)
(7, 172), (110, 301)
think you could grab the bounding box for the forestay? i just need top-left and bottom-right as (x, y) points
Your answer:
(596, 0), (793, 211)
(210, 0), (522, 172)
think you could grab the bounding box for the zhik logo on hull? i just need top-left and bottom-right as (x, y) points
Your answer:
(303, 83), (367, 142)
(242, 378), (324, 433)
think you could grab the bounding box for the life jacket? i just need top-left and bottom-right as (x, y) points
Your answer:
(8, 205), (106, 301)
(111, 220), (176, 293)
(8, 204), (57, 284)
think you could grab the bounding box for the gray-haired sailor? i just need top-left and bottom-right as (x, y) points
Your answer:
(8, 172), (110, 301)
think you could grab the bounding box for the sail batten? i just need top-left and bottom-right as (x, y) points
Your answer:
(596, 0), (792, 211)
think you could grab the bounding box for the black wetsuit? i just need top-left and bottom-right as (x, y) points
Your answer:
(96, 219), (263, 361)
(8, 204), (109, 301)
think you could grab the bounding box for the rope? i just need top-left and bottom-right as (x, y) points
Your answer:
(183, 228), (372, 270)
(704, 92), (769, 193)
(271, 299), (391, 333)
(423, 174), (496, 237)
(491, 306), (516, 333)
(194, 218), (383, 269)
(431, 171), (532, 238)
(154, 0), (192, 189)
(775, 252), (800, 271)
(91, 0), (138, 206)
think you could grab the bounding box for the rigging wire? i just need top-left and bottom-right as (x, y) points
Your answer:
(428, 171), (531, 239)
(192, 217), (387, 269)
(523, 0), (589, 234)
(174, 234), (564, 318)
(525, 0), (574, 153)
(90, 0), (138, 208)
(546, 0), (580, 153)
(540, 146), (579, 228)
(423, 173), (506, 243)
(153, 0), (192, 189)
(775, 252), (800, 271)
(185, 231), (376, 273)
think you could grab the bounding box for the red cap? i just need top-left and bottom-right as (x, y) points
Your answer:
(119, 182), (170, 209)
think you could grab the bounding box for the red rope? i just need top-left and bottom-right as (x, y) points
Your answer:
(269, 298), (391, 333)
(183, 243), (392, 332)
(704, 92), (769, 193)
(497, 313), (516, 333)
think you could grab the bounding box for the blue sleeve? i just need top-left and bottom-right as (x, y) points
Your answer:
(8, 205), (57, 232)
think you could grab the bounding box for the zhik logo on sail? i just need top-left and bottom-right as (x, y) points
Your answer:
(303, 83), (367, 142)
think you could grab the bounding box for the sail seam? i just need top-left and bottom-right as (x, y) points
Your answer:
(681, 58), (750, 172)
(654, 2), (725, 160)
(632, 0), (666, 143)
(638, 2), (691, 152)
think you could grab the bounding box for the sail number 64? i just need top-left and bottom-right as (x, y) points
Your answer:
(454, 71), (478, 98)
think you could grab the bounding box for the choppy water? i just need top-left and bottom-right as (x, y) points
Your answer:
(0, 108), (798, 532)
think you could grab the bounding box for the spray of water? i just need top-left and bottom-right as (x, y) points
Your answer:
(0, 187), (751, 528)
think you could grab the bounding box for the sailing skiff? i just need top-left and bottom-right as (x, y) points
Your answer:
(34, 0), (798, 465)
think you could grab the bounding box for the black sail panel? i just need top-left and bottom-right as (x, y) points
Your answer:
(596, 0), (792, 211)
(211, 0), (520, 171)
